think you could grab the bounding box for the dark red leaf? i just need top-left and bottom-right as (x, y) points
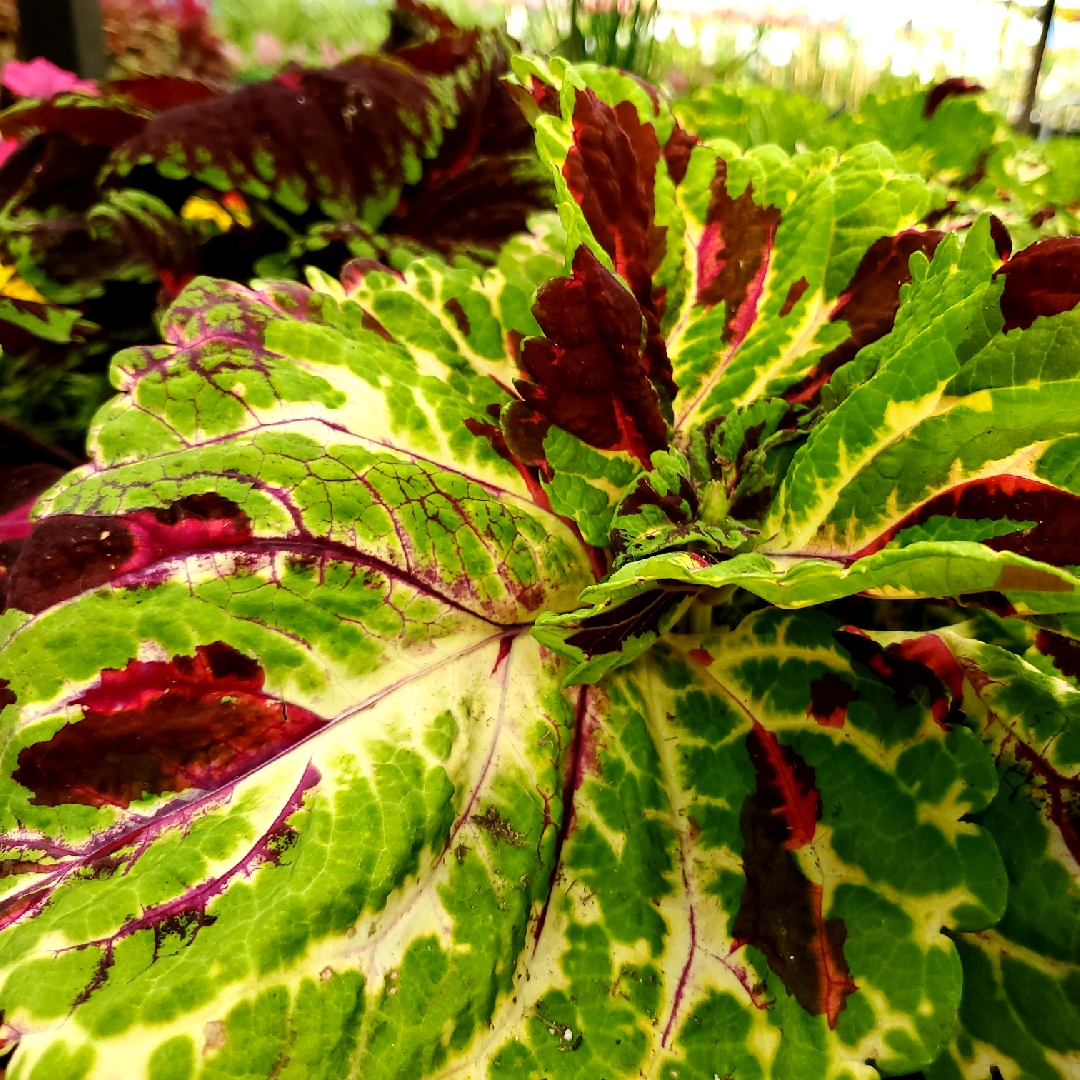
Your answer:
(563, 88), (676, 402)
(496, 399), (548, 468)
(958, 591), (1017, 617)
(529, 78), (560, 117)
(4, 494), (251, 615)
(996, 236), (1080, 332)
(733, 726), (856, 1027)
(563, 585), (694, 656)
(0, 135), (111, 214)
(0, 96), (150, 147)
(0, 420), (81, 609)
(885, 634), (966, 710)
(696, 158), (781, 347)
(0, 468), (63, 541)
(106, 59), (441, 220)
(662, 122), (698, 185)
(1029, 206), (1057, 229)
(13, 642), (326, 809)
(509, 245), (670, 464)
(385, 0), (472, 73)
(785, 229), (944, 406)
(565, 91), (660, 297)
(384, 152), (553, 252)
(923, 77), (984, 119)
(956, 148), (990, 192)
(989, 213), (1013, 260)
(806, 673), (859, 728)
(853, 475), (1080, 568)
(102, 76), (219, 112)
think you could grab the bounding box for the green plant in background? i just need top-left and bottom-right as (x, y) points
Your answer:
(212, 0), (391, 78)
(513, 0), (659, 78)
(677, 76), (1080, 248)
(0, 48), (1079, 1080)
(557, 0), (658, 74)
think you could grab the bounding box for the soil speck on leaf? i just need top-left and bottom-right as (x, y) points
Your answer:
(203, 1020), (228, 1053)
(471, 804), (524, 846)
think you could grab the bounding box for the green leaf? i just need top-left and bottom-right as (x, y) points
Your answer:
(669, 140), (932, 431)
(479, 609), (1003, 1079)
(853, 630), (1080, 1080)
(0, 270), (596, 1074)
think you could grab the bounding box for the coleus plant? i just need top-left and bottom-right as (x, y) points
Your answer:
(0, 55), (1078, 1080)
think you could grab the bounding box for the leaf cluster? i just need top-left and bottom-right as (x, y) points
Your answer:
(0, 0), (554, 449)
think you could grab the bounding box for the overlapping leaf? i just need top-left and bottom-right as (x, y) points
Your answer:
(0, 267), (597, 1076)
(844, 626), (1080, 1080)
(438, 609), (1003, 1078)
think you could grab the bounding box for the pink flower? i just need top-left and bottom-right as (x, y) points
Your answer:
(0, 138), (19, 167)
(252, 32), (284, 68)
(0, 57), (100, 99)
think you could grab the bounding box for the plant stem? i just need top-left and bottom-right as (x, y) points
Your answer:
(1019, 0), (1056, 135)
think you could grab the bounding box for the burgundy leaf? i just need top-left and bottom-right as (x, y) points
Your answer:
(834, 627), (960, 727)
(0, 420), (78, 610)
(101, 76), (219, 112)
(1029, 206), (1057, 229)
(732, 725), (857, 1027)
(996, 236), (1080, 332)
(384, 152), (553, 252)
(106, 59), (441, 220)
(923, 77), (984, 119)
(389, 14), (530, 174)
(385, 0), (475, 73)
(989, 213), (1013, 260)
(5, 197), (196, 294)
(0, 95), (151, 147)
(785, 229), (944, 406)
(463, 413), (553, 511)
(509, 245), (670, 464)
(563, 585), (694, 657)
(565, 88), (659, 305)
(0, 134), (112, 214)
(662, 122), (698, 186)
(563, 87), (676, 402)
(852, 475), (1080, 568)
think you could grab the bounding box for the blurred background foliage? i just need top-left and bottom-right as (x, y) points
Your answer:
(217, 0), (1080, 136)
